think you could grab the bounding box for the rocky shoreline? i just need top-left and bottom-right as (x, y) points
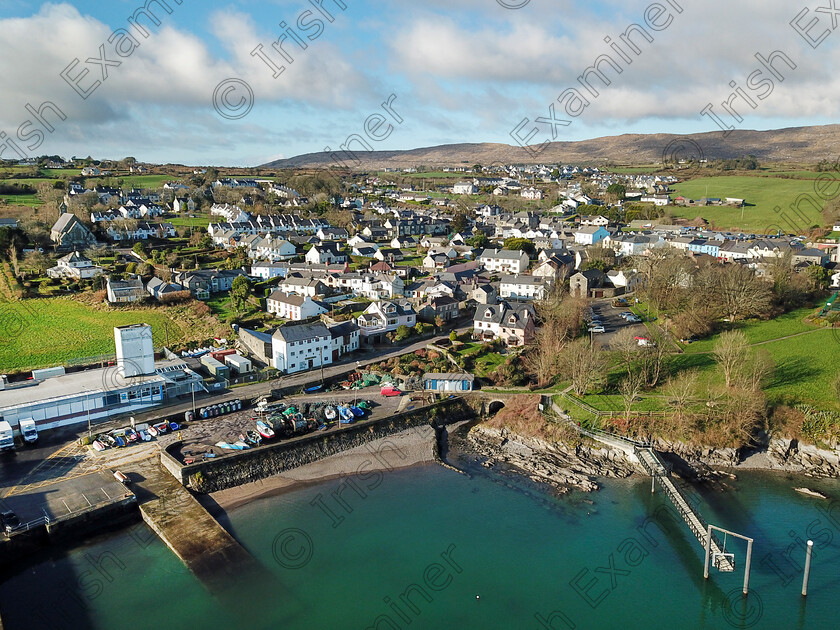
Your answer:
(461, 423), (840, 493)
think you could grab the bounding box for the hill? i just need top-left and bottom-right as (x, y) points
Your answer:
(262, 125), (840, 169)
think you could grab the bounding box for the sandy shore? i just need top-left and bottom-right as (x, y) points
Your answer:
(206, 426), (438, 512)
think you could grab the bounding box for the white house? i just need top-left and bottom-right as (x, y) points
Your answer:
(271, 322), (332, 373)
(356, 300), (416, 345)
(574, 226), (609, 246)
(328, 321), (360, 359)
(266, 291), (327, 320)
(453, 182), (478, 195)
(305, 243), (346, 264)
(520, 187), (543, 200)
(478, 248), (530, 274)
(579, 215), (609, 227)
(251, 262), (289, 280)
(46, 251), (103, 279)
(499, 275), (549, 300)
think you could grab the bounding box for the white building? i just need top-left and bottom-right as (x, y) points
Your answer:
(266, 291), (327, 320)
(46, 251), (103, 279)
(477, 248), (530, 274)
(453, 182), (478, 195)
(499, 275), (549, 300)
(356, 300), (416, 345)
(271, 322), (333, 373)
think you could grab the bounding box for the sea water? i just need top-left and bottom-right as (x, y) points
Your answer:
(1, 465), (838, 629)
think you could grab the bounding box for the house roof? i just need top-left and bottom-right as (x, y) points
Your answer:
(328, 321), (360, 338)
(478, 248), (526, 260)
(273, 321), (330, 343)
(268, 290), (307, 306)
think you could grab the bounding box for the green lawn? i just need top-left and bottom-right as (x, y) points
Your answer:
(0, 297), (204, 372)
(671, 175), (826, 233)
(116, 174), (174, 189)
(0, 194), (41, 206)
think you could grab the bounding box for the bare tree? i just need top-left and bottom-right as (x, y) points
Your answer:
(664, 369), (698, 431)
(610, 327), (638, 377)
(713, 330), (749, 388)
(619, 372), (645, 421)
(735, 348), (774, 392)
(565, 339), (608, 396)
(710, 264), (772, 322)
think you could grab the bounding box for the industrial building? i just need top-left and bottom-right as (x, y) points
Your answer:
(0, 324), (203, 435)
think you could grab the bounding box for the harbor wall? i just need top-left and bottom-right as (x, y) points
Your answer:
(163, 397), (478, 493)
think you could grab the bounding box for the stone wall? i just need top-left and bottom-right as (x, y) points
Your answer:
(164, 397), (477, 493)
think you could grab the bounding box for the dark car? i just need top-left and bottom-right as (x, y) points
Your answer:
(1, 510), (20, 534)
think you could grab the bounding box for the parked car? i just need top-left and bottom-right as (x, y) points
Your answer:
(626, 315), (642, 323)
(619, 311), (634, 319)
(380, 386), (402, 397)
(635, 336), (655, 347)
(588, 324), (606, 333)
(1, 510), (20, 535)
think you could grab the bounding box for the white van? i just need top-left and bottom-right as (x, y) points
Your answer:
(19, 419), (38, 444)
(0, 421), (15, 451)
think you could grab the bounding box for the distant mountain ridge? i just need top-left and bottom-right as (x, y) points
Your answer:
(262, 125), (840, 169)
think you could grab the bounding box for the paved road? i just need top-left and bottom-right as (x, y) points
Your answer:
(588, 298), (649, 350)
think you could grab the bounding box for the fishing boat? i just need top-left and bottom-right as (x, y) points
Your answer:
(215, 441), (248, 450)
(324, 405), (337, 421)
(338, 406), (354, 422)
(113, 435), (126, 447)
(234, 440), (251, 449)
(358, 400), (372, 410)
(92, 439), (106, 451)
(101, 434), (116, 448)
(124, 428), (139, 443)
(169, 422), (179, 431)
(256, 420), (275, 439)
(154, 421), (169, 435)
(304, 383), (323, 393)
(246, 429), (262, 445)
(350, 406), (365, 417)
(139, 429), (151, 442)
(147, 425), (158, 437)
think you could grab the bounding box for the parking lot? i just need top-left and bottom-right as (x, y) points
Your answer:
(586, 298), (651, 350)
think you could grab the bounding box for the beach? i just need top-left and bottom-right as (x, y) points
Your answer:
(205, 425), (438, 512)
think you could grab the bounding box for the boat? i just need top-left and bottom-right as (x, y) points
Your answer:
(169, 422), (179, 431)
(304, 384), (323, 393)
(350, 406), (364, 417)
(246, 429), (262, 445)
(139, 430), (151, 442)
(234, 440), (250, 449)
(147, 425), (158, 437)
(113, 435), (126, 447)
(100, 434), (116, 448)
(92, 439), (106, 451)
(154, 421), (169, 435)
(124, 428), (139, 443)
(256, 420), (275, 439)
(215, 441), (248, 450)
(316, 424), (327, 431)
(358, 400), (372, 410)
(338, 406), (354, 422)
(324, 405), (337, 421)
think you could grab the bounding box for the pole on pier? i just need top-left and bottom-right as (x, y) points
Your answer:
(743, 539), (753, 595)
(801, 540), (813, 597)
(703, 525), (712, 579)
(651, 473), (655, 494)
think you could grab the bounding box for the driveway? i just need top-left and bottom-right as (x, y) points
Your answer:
(587, 299), (650, 350)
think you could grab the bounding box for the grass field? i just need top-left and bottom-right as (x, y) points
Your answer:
(670, 175), (825, 232)
(0, 297), (223, 372)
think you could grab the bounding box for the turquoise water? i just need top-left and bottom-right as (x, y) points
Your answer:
(1, 465), (839, 629)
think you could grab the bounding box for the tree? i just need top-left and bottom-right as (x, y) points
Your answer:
(450, 212), (469, 234)
(611, 328), (638, 377)
(708, 264), (772, 322)
(22, 250), (51, 275)
(229, 275), (252, 313)
(135, 262), (153, 277)
(664, 369), (698, 432)
(503, 237), (535, 258)
(605, 183), (626, 204)
(394, 325), (412, 342)
(565, 339), (608, 395)
(713, 330), (749, 388)
(434, 315), (445, 329)
(619, 372), (645, 421)
(467, 233), (489, 248)
(449, 330), (457, 342)
(132, 242), (146, 259)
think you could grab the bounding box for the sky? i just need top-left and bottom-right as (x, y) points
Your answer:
(1, 0), (840, 166)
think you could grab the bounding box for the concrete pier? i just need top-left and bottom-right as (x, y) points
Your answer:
(126, 458), (254, 582)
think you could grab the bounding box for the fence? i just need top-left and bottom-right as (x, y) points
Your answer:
(558, 392), (671, 422)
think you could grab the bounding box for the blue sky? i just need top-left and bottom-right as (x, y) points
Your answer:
(1, 0), (839, 165)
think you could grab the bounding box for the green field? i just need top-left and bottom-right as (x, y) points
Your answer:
(671, 175), (826, 232)
(0, 297), (209, 372)
(0, 194), (41, 206)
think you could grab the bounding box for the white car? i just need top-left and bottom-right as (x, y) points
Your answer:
(589, 324), (606, 333)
